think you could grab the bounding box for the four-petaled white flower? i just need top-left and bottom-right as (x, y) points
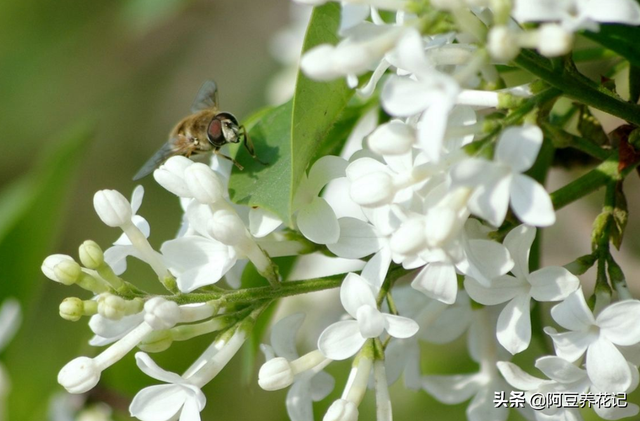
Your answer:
(512, 0), (640, 32)
(465, 225), (579, 354)
(318, 273), (419, 360)
(451, 125), (556, 228)
(545, 289), (640, 392)
(103, 185), (149, 275)
(260, 313), (334, 421)
(130, 353), (206, 421)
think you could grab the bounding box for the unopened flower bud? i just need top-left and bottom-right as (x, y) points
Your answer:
(138, 330), (173, 353)
(98, 295), (127, 320)
(42, 255), (80, 285)
(58, 357), (101, 394)
(79, 240), (104, 269)
(390, 218), (427, 255)
(367, 121), (415, 155)
(208, 209), (246, 246)
(60, 297), (84, 321)
(537, 24), (573, 57)
(349, 172), (395, 207)
(488, 26), (520, 62)
(93, 190), (132, 228)
(144, 297), (179, 330)
(324, 399), (358, 421)
(185, 163), (224, 204)
(258, 357), (294, 391)
(153, 156), (193, 198)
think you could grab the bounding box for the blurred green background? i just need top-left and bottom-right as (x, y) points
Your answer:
(1, 0), (639, 420)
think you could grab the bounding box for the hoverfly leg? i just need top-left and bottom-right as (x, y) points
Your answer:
(240, 126), (268, 166)
(214, 149), (244, 171)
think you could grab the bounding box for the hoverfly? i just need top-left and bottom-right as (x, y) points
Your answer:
(133, 80), (264, 180)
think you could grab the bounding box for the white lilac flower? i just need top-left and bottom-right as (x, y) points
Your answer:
(324, 350), (374, 421)
(450, 124), (556, 227)
(129, 353), (205, 421)
(423, 307), (512, 421)
(161, 234), (237, 293)
(498, 356), (640, 420)
(93, 188), (168, 279)
(301, 22), (408, 87)
(385, 287), (472, 389)
(89, 312), (145, 346)
(382, 30), (460, 163)
(512, 0), (640, 32)
(293, 156), (348, 245)
(545, 289), (640, 392)
(103, 186), (149, 275)
(131, 322), (247, 421)
(465, 225), (580, 354)
(258, 313), (334, 421)
(0, 299), (21, 414)
(317, 273), (418, 360)
(391, 192), (514, 304)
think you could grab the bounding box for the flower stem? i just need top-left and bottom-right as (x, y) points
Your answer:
(514, 50), (640, 126)
(171, 275), (344, 305)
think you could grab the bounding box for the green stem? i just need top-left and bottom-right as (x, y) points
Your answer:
(514, 50), (640, 126)
(540, 122), (610, 161)
(170, 276), (344, 305)
(550, 151), (640, 210)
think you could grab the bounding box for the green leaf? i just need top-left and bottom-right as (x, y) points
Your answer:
(229, 3), (354, 225)
(583, 24), (640, 68)
(291, 3), (354, 199)
(229, 101), (293, 222)
(0, 122), (93, 421)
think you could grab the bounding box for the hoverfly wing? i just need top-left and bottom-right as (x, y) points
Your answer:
(133, 141), (178, 180)
(191, 79), (219, 113)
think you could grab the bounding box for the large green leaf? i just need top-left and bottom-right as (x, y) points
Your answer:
(584, 24), (640, 68)
(0, 122), (93, 420)
(229, 3), (354, 225)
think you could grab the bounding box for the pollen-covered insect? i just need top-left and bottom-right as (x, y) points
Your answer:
(133, 80), (265, 180)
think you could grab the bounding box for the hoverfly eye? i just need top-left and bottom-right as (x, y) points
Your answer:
(207, 119), (223, 143)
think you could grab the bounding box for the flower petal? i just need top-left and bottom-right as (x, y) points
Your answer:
(297, 198), (340, 245)
(130, 185), (145, 214)
(135, 352), (185, 385)
(411, 262), (458, 305)
(459, 238), (514, 283)
(581, 0), (640, 25)
(384, 314), (419, 339)
(503, 224), (535, 280)
(422, 373), (482, 404)
(271, 313), (304, 361)
(597, 300), (640, 346)
(510, 174), (556, 227)
(340, 273), (377, 318)
(464, 275), (524, 306)
(497, 361), (546, 391)
(497, 294), (532, 354)
(586, 337), (633, 392)
(535, 356), (587, 384)
(327, 217), (382, 259)
(361, 247), (391, 291)
(0, 298), (21, 352)
(549, 289), (595, 331)
(310, 370), (335, 401)
(495, 125), (543, 172)
(528, 266), (580, 302)
(286, 380), (313, 421)
(249, 207), (283, 238)
(129, 384), (186, 421)
(382, 76), (431, 116)
(544, 327), (592, 362)
(467, 170), (512, 228)
(317, 320), (366, 360)
(306, 155), (348, 197)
